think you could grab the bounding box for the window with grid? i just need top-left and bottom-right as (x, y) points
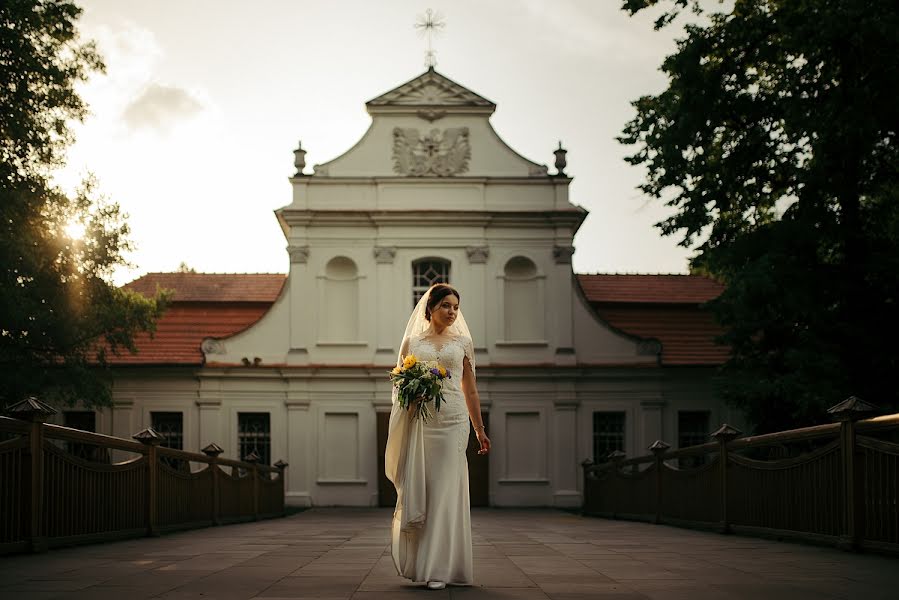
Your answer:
(678, 410), (711, 468)
(678, 411), (710, 449)
(64, 411), (96, 432)
(592, 411), (625, 462)
(412, 259), (450, 307)
(238, 412), (271, 465)
(63, 411), (104, 461)
(151, 412), (184, 450)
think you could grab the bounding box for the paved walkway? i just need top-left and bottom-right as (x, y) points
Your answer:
(0, 508), (896, 600)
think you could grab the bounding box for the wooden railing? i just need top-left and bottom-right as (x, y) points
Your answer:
(0, 398), (288, 555)
(582, 397), (899, 555)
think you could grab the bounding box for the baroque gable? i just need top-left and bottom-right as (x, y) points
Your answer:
(309, 68), (548, 179)
(367, 68), (495, 114)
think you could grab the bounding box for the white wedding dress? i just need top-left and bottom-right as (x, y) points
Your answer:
(385, 333), (474, 585)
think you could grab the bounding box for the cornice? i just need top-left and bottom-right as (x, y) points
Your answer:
(288, 176), (572, 186)
(368, 105), (495, 117)
(275, 209), (586, 229)
(368, 211), (492, 227)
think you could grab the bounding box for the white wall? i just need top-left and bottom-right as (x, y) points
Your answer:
(104, 71), (729, 507)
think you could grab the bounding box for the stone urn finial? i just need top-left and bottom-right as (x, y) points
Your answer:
(293, 140), (307, 176)
(553, 141), (567, 176)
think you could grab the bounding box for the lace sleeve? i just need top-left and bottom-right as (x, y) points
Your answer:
(462, 336), (475, 376)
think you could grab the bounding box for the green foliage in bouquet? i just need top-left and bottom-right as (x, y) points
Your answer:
(389, 353), (451, 421)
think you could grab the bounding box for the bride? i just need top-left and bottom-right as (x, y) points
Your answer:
(384, 283), (490, 589)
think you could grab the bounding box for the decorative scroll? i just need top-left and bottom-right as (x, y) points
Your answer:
(201, 338), (226, 355)
(553, 245), (575, 264)
(392, 127), (470, 177)
(417, 109), (446, 122)
(287, 245), (310, 264)
(637, 339), (662, 356)
(373, 246), (397, 264)
(466, 246), (489, 264)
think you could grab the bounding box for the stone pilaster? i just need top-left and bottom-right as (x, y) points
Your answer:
(288, 245), (311, 360)
(640, 399), (666, 453)
(374, 246), (397, 358)
(552, 386), (581, 507)
(285, 395), (312, 507)
(196, 398), (222, 453)
(466, 246), (489, 350)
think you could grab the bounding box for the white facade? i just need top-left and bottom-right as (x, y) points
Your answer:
(94, 70), (738, 507)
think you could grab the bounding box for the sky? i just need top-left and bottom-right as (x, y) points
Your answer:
(57, 0), (698, 284)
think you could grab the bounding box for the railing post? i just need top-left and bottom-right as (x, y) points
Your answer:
(711, 424), (742, 534)
(6, 397), (57, 553)
(245, 450), (261, 521)
(608, 450), (627, 519)
(274, 460), (289, 517)
(828, 396), (878, 551)
(649, 440), (671, 525)
(580, 459), (593, 515)
(134, 428), (165, 536)
(202, 443), (224, 525)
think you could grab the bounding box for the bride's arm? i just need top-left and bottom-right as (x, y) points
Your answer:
(461, 358), (490, 455)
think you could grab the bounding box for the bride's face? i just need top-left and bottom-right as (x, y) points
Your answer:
(430, 294), (460, 330)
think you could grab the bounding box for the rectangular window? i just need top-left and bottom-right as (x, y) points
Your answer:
(678, 410), (711, 468)
(592, 411), (625, 462)
(238, 412), (271, 465)
(151, 411), (184, 450)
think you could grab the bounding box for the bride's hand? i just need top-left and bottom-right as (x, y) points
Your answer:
(476, 430), (490, 455)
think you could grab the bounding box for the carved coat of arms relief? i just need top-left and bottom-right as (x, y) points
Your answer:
(392, 127), (471, 177)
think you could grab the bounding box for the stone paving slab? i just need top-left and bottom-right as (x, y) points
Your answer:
(1, 508), (897, 599)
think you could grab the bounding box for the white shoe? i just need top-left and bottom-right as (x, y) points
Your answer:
(426, 581), (446, 590)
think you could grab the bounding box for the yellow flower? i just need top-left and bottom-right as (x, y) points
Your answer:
(437, 365), (447, 377)
(391, 366), (402, 375)
(403, 354), (417, 369)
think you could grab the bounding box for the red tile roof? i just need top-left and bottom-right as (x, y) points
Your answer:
(112, 272), (728, 367)
(593, 305), (728, 366)
(106, 303), (271, 365)
(577, 274), (728, 366)
(577, 274), (724, 304)
(125, 272), (286, 302)
(109, 273), (285, 365)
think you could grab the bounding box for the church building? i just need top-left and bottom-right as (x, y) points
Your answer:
(73, 69), (739, 507)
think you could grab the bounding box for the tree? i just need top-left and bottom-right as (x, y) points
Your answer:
(1, 0), (167, 408)
(620, 0), (899, 432)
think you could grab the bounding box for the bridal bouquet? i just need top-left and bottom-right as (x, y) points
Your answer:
(389, 353), (451, 422)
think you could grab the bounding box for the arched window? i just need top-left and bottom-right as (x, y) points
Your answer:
(503, 256), (543, 341)
(412, 258), (450, 307)
(322, 256), (359, 341)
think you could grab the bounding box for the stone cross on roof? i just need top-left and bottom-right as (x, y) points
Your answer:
(415, 8), (445, 69)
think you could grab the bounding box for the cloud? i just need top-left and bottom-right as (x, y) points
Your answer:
(122, 83), (204, 130)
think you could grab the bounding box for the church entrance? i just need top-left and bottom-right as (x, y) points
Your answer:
(376, 411), (489, 507)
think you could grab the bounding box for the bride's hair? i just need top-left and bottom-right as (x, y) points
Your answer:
(425, 284), (460, 321)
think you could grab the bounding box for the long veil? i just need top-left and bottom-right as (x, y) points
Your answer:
(384, 285), (472, 576)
